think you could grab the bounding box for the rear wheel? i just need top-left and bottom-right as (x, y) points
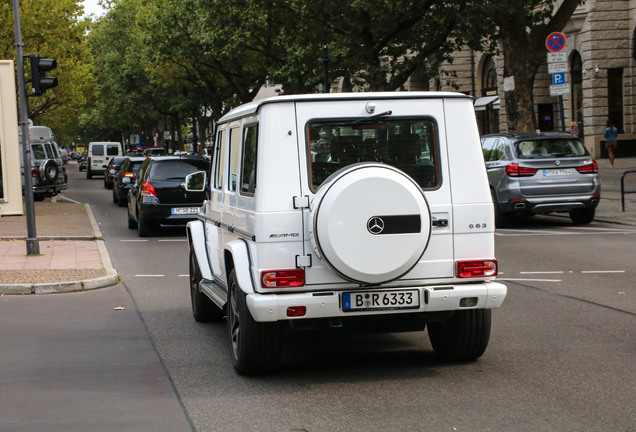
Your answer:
(137, 211), (152, 237)
(228, 269), (281, 374)
(570, 208), (595, 225)
(127, 208), (137, 229)
(428, 309), (491, 361)
(117, 191), (127, 207)
(87, 169), (92, 179)
(189, 248), (224, 322)
(112, 188), (118, 203)
(33, 193), (46, 202)
(491, 190), (510, 228)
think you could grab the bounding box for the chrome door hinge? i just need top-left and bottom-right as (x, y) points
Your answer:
(295, 254), (313, 268)
(293, 195), (310, 209)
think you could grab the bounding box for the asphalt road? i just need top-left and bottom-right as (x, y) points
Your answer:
(3, 163), (635, 432)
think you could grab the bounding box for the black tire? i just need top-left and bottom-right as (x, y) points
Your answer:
(137, 210), (152, 237)
(87, 169), (93, 179)
(112, 188), (118, 203)
(491, 190), (510, 228)
(33, 193), (46, 202)
(189, 248), (224, 322)
(117, 191), (127, 207)
(227, 269), (281, 374)
(127, 208), (137, 229)
(570, 208), (595, 225)
(428, 309), (492, 362)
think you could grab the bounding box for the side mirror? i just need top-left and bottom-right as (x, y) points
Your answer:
(185, 171), (206, 191)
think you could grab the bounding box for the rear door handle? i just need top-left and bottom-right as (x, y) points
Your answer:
(432, 219), (448, 227)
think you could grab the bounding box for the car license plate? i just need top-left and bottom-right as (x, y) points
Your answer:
(342, 290), (420, 312)
(171, 207), (201, 215)
(543, 169), (571, 176)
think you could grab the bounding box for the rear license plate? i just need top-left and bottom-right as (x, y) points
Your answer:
(543, 169), (572, 176)
(342, 290), (420, 312)
(171, 207), (201, 215)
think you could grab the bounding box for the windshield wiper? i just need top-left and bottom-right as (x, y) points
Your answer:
(352, 110), (393, 125)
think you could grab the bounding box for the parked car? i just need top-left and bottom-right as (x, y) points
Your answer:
(112, 156), (145, 206)
(78, 153), (87, 171)
(103, 156), (127, 189)
(19, 125), (67, 201)
(70, 151), (81, 160)
(127, 155), (210, 236)
(86, 141), (123, 178)
(481, 131), (600, 226)
(186, 92), (507, 374)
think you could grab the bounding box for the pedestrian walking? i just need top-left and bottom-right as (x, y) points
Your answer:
(604, 119), (618, 168)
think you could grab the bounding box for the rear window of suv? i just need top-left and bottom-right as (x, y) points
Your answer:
(515, 138), (588, 159)
(307, 117), (439, 189)
(149, 159), (210, 181)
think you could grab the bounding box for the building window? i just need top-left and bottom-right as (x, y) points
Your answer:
(608, 68), (624, 132)
(482, 55), (497, 96)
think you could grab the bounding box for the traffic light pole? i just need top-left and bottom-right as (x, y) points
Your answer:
(12, 0), (39, 255)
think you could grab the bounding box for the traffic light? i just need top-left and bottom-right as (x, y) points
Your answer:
(28, 54), (58, 96)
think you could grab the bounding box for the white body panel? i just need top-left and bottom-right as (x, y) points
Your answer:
(188, 92), (506, 323)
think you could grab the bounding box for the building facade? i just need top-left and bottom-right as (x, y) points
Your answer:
(429, 0), (636, 159)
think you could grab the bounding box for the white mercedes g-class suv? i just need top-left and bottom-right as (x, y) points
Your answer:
(186, 92), (506, 374)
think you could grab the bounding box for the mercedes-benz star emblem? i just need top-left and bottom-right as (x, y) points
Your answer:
(367, 217), (385, 235)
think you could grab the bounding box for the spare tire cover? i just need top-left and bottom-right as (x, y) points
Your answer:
(39, 159), (59, 184)
(311, 163), (431, 284)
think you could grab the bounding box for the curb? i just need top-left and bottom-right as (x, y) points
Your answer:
(0, 204), (119, 294)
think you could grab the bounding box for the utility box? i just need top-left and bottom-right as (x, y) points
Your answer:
(0, 60), (23, 216)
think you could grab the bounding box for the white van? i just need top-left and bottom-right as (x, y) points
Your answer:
(86, 141), (123, 178)
(186, 92), (507, 374)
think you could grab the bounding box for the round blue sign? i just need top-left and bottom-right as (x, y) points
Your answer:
(546, 32), (566, 52)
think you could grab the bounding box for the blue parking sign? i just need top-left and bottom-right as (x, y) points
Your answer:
(552, 72), (566, 85)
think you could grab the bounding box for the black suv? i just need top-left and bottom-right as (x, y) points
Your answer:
(127, 155), (210, 236)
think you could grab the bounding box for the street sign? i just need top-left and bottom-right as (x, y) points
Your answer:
(550, 84), (570, 96)
(552, 72), (566, 85)
(548, 62), (569, 74)
(547, 52), (567, 63)
(546, 32), (566, 52)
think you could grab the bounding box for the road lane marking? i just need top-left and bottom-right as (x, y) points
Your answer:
(178, 274), (188, 277)
(121, 239), (148, 242)
(497, 278), (562, 282)
(520, 271), (564, 274)
(158, 239), (188, 242)
(581, 270), (626, 274)
(134, 274), (165, 277)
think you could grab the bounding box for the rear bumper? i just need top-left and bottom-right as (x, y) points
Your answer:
(501, 194), (600, 214)
(246, 281), (507, 322)
(140, 203), (202, 226)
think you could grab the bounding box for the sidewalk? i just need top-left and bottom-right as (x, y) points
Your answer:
(1, 157), (635, 295)
(0, 199), (118, 294)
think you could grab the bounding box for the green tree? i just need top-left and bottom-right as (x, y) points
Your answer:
(1, 0), (95, 146)
(485, 0), (583, 131)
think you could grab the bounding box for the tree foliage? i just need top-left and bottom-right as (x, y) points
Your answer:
(1, 0), (94, 146)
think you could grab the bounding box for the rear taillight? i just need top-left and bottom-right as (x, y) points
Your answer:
(576, 160), (598, 174)
(88, 157), (92, 167)
(62, 166), (66, 174)
(31, 168), (38, 177)
(141, 181), (157, 197)
(124, 172), (134, 178)
(456, 260), (498, 278)
(505, 163), (537, 177)
(261, 269), (305, 288)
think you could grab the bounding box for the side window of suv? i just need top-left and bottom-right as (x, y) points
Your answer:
(240, 124), (258, 195)
(31, 143), (46, 160)
(228, 127), (240, 192)
(215, 129), (226, 190)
